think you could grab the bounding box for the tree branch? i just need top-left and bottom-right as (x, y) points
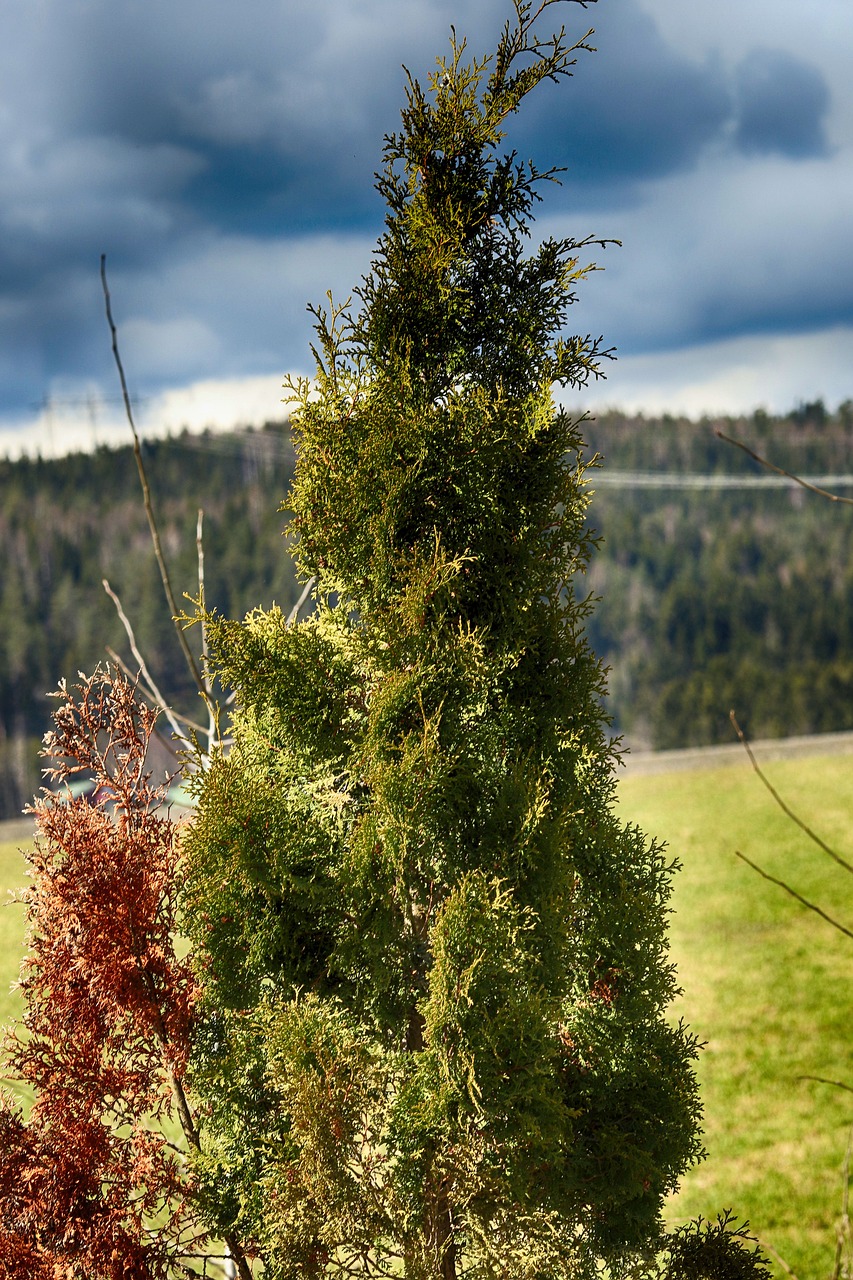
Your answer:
(196, 507), (220, 754)
(755, 1237), (801, 1280)
(717, 430), (853, 506)
(287, 575), (317, 626)
(196, 509), (212, 695)
(832, 1128), (853, 1280)
(103, 578), (191, 750)
(101, 254), (207, 693)
(797, 1075), (853, 1095)
(730, 712), (853, 875)
(734, 850), (853, 940)
(105, 647), (209, 735)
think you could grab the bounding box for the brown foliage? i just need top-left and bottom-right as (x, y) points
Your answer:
(0, 668), (208, 1279)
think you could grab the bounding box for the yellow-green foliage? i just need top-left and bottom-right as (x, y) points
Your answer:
(180, 6), (721, 1278)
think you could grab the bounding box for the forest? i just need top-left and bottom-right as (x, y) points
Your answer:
(1, 400), (852, 820)
(0, 422), (302, 818)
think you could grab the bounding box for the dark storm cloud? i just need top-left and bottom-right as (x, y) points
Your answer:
(509, 0), (731, 188)
(734, 48), (830, 158)
(0, 0), (842, 422)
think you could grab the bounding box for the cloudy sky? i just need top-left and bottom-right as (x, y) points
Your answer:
(1, 0), (851, 455)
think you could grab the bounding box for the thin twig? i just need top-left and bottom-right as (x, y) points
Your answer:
(100, 254), (206, 693)
(734, 850), (853, 940)
(287, 575), (317, 626)
(831, 1128), (853, 1280)
(196, 510), (212, 696)
(105, 647), (209, 735)
(196, 508), (218, 753)
(717, 431), (853, 506)
(103, 579), (191, 749)
(797, 1075), (853, 1095)
(841, 1129), (852, 1280)
(756, 1237), (801, 1280)
(730, 712), (853, 875)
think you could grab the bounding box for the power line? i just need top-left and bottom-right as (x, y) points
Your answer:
(593, 472), (853, 490)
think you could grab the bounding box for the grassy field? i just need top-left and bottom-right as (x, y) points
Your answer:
(0, 821), (32, 1111)
(2, 754), (853, 1278)
(0, 823), (29, 1022)
(619, 752), (853, 1280)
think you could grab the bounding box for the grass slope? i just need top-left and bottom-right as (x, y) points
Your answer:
(0, 827), (28, 1025)
(2, 757), (852, 1277)
(619, 753), (853, 1279)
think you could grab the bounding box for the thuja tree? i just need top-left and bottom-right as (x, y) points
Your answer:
(181, 4), (718, 1278)
(0, 671), (246, 1278)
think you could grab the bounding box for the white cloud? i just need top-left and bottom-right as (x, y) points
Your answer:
(0, 372), (292, 460)
(574, 326), (853, 418)
(119, 316), (223, 379)
(550, 145), (853, 352)
(5, 320), (853, 464)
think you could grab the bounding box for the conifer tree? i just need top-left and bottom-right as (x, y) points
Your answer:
(183, 3), (706, 1276)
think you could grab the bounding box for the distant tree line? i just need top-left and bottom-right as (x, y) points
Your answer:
(0, 422), (301, 818)
(2, 404), (853, 817)
(584, 401), (853, 749)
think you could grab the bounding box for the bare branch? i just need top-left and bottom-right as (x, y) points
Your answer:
(734, 850), (853, 940)
(103, 579), (191, 750)
(196, 510), (212, 691)
(717, 430), (853, 506)
(833, 1128), (853, 1280)
(196, 507), (219, 754)
(730, 711), (853, 875)
(797, 1075), (853, 1096)
(101, 254), (207, 693)
(756, 1237), (802, 1280)
(105, 648), (209, 735)
(287, 575), (317, 626)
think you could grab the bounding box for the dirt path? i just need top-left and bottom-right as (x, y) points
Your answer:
(618, 728), (853, 776)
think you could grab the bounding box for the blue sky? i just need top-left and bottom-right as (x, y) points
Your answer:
(1, 0), (852, 454)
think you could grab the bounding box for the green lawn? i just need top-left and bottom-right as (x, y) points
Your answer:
(0, 824), (32, 1111)
(2, 758), (853, 1278)
(0, 825), (29, 1026)
(618, 752), (853, 1280)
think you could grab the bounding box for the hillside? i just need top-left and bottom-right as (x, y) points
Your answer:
(0, 422), (300, 818)
(2, 404), (852, 817)
(584, 402), (853, 750)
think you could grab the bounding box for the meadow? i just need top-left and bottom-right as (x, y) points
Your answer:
(619, 751), (853, 1279)
(1, 750), (852, 1278)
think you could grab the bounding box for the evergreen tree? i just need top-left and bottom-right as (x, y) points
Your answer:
(183, 3), (708, 1275)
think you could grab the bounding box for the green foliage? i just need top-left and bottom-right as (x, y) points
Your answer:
(664, 1214), (773, 1280)
(181, 4), (733, 1276)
